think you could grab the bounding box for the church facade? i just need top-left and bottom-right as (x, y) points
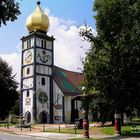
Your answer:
(20, 2), (83, 124)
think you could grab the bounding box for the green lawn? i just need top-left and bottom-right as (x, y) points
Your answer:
(100, 125), (140, 136)
(0, 123), (7, 127)
(84, 124), (140, 139)
(45, 128), (83, 134)
(0, 123), (12, 127)
(44, 124), (140, 137)
(100, 126), (115, 135)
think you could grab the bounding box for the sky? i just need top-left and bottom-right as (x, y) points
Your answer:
(0, 0), (96, 83)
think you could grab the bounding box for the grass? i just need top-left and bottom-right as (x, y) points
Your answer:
(100, 125), (134, 135)
(100, 126), (115, 135)
(46, 128), (83, 134)
(0, 122), (14, 127)
(0, 123), (7, 127)
(44, 123), (140, 137)
(99, 117), (140, 136)
(100, 125), (140, 136)
(132, 117), (140, 122)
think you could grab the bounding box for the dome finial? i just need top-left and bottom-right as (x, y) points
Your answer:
(37, 1), (41, 5)
(26, 0), (50, 33)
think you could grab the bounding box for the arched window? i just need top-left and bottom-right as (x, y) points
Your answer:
(25, 111), (31, 123)
(27, 68), (30, 75)
(41, 77), (45, 86)
(38, 111), (48, 123)
(26, 91), (29, 97)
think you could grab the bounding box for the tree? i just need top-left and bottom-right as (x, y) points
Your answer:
(0, 58), (18, 119)
(10, 99), (19, 115)
(0, 0), (20, 26)
(81, 0), (140, 122)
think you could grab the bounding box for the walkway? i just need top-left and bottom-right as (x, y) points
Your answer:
(0, 124), (139, 140)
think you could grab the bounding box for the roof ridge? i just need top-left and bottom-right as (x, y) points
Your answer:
(54, 65), (83, 75)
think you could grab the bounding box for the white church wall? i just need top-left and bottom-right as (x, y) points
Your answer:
(22, 90), (33, 122)
(36, 65), (52, 75)
(36, 75), (50, 92)
(53, 81), (63, 123)
(64, 96), (73, 123)
(23, 65), (33, 77)
(36, 75), (50, 120)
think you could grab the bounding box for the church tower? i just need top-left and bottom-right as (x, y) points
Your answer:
(20, 1), (54, 123)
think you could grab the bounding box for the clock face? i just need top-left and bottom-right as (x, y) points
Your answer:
(23, 50), (33, 65)
(23, 78), (33, 89)
(36, 48), (52, 65)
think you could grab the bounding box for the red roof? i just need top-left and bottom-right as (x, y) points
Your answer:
(53, 66), (83, 96)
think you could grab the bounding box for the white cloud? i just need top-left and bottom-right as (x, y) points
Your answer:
(47, 10), (95, 71)
(0, 8), (96, 84)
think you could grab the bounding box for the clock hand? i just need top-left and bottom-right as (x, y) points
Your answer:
(27, 53), (32, 58)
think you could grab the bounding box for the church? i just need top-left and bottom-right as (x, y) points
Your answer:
(20, 2), (83, 124)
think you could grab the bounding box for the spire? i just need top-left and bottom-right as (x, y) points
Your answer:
(26, 1), (50, 33)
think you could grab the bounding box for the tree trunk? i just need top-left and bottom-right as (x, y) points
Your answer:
(121, 112), (124, 126)
(112, 118), (115, 126)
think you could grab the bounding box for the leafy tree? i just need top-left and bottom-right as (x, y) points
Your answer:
(10, 99), (19, 115)
(0, 0), (20, 26)
(0, 58), (18, 119)
(81, 0), (140, 122)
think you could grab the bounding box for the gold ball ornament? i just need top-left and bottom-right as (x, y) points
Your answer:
(26, 1), (50, 33)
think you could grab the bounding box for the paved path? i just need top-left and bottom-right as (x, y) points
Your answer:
(0, 125), (140, 140)
(27, 133), (140, 140)
(0, 133), (48, 140)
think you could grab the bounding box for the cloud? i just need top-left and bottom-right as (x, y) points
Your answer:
(47, 9), (95, 71)
(0, 8), (96, 84)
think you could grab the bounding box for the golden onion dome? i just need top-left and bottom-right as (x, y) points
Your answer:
(26, 1), (50, 33)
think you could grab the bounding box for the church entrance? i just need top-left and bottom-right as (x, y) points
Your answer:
(38, 111), (48, 123)
(71, 99), (79, 123)
(25, 111), (31, 123)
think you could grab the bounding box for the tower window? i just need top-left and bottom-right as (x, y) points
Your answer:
(31, 38), (34, 47)
(27, 40), (31, 48)
(27, 68), (30, 75)
(41, 77), (45, 86)
(46, 41), (52, 50)
(42, 40), (46, 48)
(41, 40), (44, 48)
(23, 41), (27, 50)
(44, 40), (46, 48)
(26, 91), (29, 97)
(36, 38), (46, 48)
(36, 38), (41, 47)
